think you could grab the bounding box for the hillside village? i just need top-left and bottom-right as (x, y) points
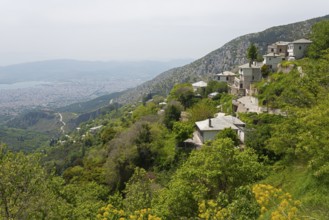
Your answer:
(83, 38), (313, 147)
(1, 17), (329, 220)
(189, 38), (312, 145)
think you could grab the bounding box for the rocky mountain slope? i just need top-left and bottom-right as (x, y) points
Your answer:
(117, 15), (329, 103)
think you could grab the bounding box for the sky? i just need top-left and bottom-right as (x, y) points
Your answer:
(0, 0), (328, 66)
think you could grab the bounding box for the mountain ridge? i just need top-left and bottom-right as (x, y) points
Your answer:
(116, 14), (329, 104)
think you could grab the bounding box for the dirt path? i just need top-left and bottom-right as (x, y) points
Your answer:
(57, 112), (66, 134)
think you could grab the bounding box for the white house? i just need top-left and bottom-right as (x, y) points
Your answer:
(215, 71), (236, 84)
(90, 125), (103, 134)
(195, 113), (245, 144)
(192, 81), (208, 91)
(263, 53), (286, 71)
(288, 39), (312, 60)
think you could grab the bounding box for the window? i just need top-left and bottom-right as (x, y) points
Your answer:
(279, 48), (282, 52)
(299, 46), (302, 50)
(252, 76), (254, 80)
(240, 84), (243, 89)
(271, 48), (274, 52)
(226, 76), (229, 81)
(269, 58), (271, 61)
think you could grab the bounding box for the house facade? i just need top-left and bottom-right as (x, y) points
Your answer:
(263, 53), (286, 71)
(215, 71), (236, 84)
(195, 113), (245, 144)
(192, 81), (208, 92)
(229, 62), (262, 97)
(288, 39), (312, 60)
(238, 62), (262, 95)
(229, 77), (245, 96)
(267, 41), (290, 56)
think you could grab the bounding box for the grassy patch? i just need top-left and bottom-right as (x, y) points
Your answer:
(262, 163), (329, 219)
(0, 126), (49, 152)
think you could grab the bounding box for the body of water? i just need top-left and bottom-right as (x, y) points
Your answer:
(0, 81), (53, 89)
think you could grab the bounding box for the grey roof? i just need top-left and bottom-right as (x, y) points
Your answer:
(195, 115), (245, 131)
(222, 115), (245, 126)
(275, 41), (290, 45)
(208, 92), (219, 97)
(239, 62), (263, 69)
(192, 81), (208, 87)
(216, 71), (236, 76)
(291, 38), (312, 44)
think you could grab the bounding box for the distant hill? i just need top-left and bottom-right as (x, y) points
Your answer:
(6, 110), (61, 133)
(56, 91), (123, 113)
(0, 59), (193, 84)
(117, 15), (329, 103)
(2, 110), (61, 151)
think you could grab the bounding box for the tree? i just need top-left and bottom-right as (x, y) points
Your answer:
(308, 20), (329, 58)
(241, 113), (283, 162)
(261, 64), (271, 78)
(216, 128), (240, 146)
(0, 151), (47, 219)
(169, 83), (195, 109)
(132, 102), (158, 121)
(163, 101), (183, 129)
(153, 138), (266, 219)
(187, 99), (217, 123)
(0, 149), (72, 219)
(61, 181), (109, 219)
(172, 121), (194, 143)
(247, 43), (258, 64)
(219, 94), (234, 114)
(123, 167), (153, 212)
(267, 94), (329, 180)
(205, 80), (228, 96)
(198, 186), (260, 220)
(135, 123), (154, 169)
(100, 126), (117, 144)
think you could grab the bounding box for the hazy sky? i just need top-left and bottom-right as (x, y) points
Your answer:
(0, 0), (328, 66)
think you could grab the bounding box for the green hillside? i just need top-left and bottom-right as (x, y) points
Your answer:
(1, 19), (329, 219)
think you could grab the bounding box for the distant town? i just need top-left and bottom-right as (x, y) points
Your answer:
(0, 78), (142, 117)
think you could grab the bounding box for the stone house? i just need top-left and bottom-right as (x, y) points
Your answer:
(238, 62), (262, 90)
(288, 39), (312, 60)
(229, 77), (245, 97)
(267, 41), (290, 56)
(215, 71), (236, 84)
(263, 53), (286, 71)
(229, 62), (262, 96)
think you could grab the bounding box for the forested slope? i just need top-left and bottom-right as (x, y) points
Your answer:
(1, 19), (329, 220)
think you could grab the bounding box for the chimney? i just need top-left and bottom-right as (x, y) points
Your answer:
(208, 118), (212, 127)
